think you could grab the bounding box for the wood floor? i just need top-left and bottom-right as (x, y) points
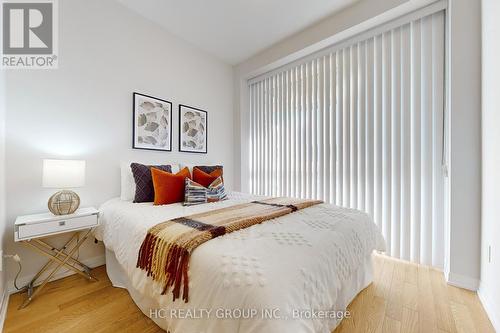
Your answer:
(3, 254), (494, 333)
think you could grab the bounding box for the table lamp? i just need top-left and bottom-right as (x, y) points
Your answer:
(42, 159), (86, 215)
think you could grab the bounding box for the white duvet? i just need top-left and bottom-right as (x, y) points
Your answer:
(95, 192), (385, 333)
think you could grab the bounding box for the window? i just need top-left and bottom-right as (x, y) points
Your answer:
(247, 9), (445, 267)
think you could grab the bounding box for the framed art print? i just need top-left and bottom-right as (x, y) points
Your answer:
(179, 104), (207, 154)
(133, 92), (172, 151)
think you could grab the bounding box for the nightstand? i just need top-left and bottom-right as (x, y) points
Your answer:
(14, 207), (99, 309)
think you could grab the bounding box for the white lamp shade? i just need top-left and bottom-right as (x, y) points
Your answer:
(42, 159), (86, 188)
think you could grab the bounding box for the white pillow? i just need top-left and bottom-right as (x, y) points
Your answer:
(120, 162), (181, 201)
(180, 163), (196, 174)
(170, 164), (180, 173)
(120, 162), (135, 201)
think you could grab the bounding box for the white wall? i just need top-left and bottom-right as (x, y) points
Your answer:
(479, 0), (500, 329)
(3, 0), (234, 290)
(445, 0), (482, 291)
(0, 57), (7, 319)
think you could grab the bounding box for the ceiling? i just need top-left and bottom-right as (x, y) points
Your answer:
(117, 0), (360, 65)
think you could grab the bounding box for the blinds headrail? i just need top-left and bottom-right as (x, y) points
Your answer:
(247, 0), (446, 86)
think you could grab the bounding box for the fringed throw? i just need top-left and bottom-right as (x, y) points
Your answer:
(136, 197), (322, 302)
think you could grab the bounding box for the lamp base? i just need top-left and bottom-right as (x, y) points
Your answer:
(48, 190), (80, 215)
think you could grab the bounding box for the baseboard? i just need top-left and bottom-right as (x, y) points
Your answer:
(0, 288), (9, 332)
(444, 270), (480, 291)
(478, 286), (500, 332)
(7, 254), (105, 294)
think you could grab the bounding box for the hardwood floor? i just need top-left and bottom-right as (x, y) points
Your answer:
(3, 254), (494, 333)
(333, 255), (494, 333)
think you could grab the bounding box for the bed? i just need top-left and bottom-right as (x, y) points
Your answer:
(95, 191), (385, 333)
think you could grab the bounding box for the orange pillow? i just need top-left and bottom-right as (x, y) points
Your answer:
(151, 167), (191, 205)
(192, 167), (223, 188)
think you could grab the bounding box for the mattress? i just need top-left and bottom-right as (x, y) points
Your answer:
(95, 192), (385, 333)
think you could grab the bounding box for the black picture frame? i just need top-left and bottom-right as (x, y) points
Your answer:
(178, 104), (208, 154)
(132, 92), (173, 152)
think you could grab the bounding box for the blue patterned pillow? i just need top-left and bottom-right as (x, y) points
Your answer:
(206, 177), (227, 202)
(184, 177), (227, 206)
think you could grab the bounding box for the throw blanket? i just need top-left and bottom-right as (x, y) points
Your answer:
(136, 197), (322, 302)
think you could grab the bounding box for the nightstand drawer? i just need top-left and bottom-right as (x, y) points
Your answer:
(18, 214), (98, 240)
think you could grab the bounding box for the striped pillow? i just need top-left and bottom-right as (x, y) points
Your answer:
(184, 177), (227, 206)
(206, 177), (227, 202)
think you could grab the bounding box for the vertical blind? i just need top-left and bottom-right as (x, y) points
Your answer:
(247, 10), (445, 268)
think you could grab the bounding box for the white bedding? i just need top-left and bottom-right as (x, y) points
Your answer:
(95, 192), (385, 333)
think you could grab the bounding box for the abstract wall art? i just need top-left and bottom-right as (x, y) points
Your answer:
(133, 92), (172, 152)
(179, 104), (207, 154)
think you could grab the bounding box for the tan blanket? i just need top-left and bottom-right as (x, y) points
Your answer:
(136, 197), (322, 302)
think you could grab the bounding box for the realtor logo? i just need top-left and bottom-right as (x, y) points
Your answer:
(1, 0), (58, 69)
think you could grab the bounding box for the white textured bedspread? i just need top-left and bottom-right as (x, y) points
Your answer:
(95, 192), (385, 333)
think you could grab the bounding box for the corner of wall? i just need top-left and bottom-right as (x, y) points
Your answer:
(479, 0), (500, 330)
(0, 67), (8, 330)
(232, 70), (242, 192)
(445, 270), (480, 291)
(445, 0), (482, 290)
(478, 284), (500, 332)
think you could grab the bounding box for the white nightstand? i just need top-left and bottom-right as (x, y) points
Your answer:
(14, 207), (99, 309)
